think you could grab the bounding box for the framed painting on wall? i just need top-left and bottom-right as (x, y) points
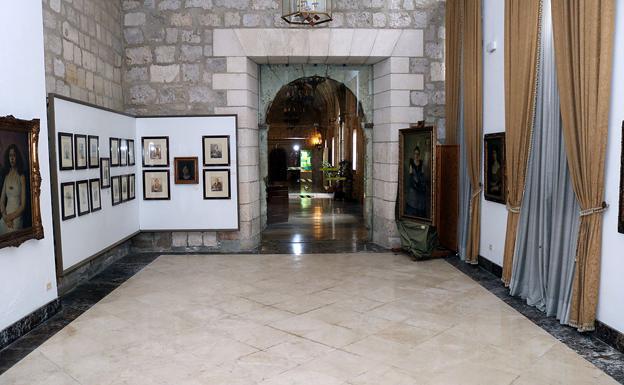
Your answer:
(203, 169), (231, 200)
(0, 116), (45, 247)
(90, 178), (101, 212)
(619, 121), (624, 234)
(128, 174), (135, 200)
(110, 138), (120, 167)
(58, 132), (74, 170)
(143, 170), (170, 200)
(128, 139), (135, 166)
(174, 157), (199, 184)
(202, 136), (230, 166)
(74, 134), (88, 170)
(484, 133), (506, 204)
(111, 176), (121, 206)
(61, 181), (76, 221)
(142, 137), (169, 168)
(88, 135), (99, 168)
(76, 180), (90, 216)
(100, 157), (111, 189)
(121, 174), (128, 202)
(398, 124), (436, 225)
(120, 139), (128, 167)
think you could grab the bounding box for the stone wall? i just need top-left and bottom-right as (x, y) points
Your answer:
(42, 0), (125, 110)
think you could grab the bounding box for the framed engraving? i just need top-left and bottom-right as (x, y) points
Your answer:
(0, 116), (45, 247)
(121, 174), (128, 202)
(202, 136), (230, 166)
(110, 138), (120, 167)
(76, 180), (90, 216)
(143, 170), (170, 200)
(74, 134), (87, 170)
(128, 139), (135, 166)
(61, 181), (76, 221)
(128, 174), (136, 200)
(142, 137), (169, 168)
(174, 157), (199, 184)
(111, 176), (121, 206)
(58, 132), (74, 170)
(203, 169), (231, 200)
(88, 135), (99, 168)
(90, 178), (101, 212)
(120, 139), (128, 167)
(100, 157), (111, 189)
(398, 124), (436, 224)
(484, 133), (507, 204)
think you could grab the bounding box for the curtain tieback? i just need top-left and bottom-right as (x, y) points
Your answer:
(579, 202), (609, 217)
(471, 188), (482, 200)
(506, 204), (521, 214)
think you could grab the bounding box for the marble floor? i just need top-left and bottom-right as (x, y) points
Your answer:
(0, 253), (620, 385)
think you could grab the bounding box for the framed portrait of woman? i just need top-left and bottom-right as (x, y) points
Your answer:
(174, 157), (198, 184)
(0, 116), (44, 248)
(398, 124), (437, 225)
(484, 133), (506, 204)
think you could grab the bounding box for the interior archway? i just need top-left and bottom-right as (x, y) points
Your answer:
(261, 76), (370, 251)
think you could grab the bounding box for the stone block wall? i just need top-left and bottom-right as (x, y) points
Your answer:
(42, 0), (125, 110)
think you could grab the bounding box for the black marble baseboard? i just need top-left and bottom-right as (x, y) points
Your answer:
(0, 299), (60, 351)
(596, 321), (624, 356)
(477, 254), (503, 278)
(445, 256), (624, 384)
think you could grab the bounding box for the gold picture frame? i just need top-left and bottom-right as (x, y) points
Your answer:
(0, 115), (44, 249)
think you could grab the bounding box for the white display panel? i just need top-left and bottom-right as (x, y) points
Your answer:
(136, 116), (239, 231)
(52, 97), (139, 271)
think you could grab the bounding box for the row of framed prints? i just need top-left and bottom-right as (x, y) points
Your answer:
(61, 174), (136, 221)
(58, 133), (135, 170)
(144, 169), (231, 200)
(142, 136), (231, 167)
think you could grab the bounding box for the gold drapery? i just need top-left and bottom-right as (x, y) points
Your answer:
(445, 0), (462, 145)
(501, 0), (542, 286)
(462, 0), (482, 264)
(551, 0), (615, 331)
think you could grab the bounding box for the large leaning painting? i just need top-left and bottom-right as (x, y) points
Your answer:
(398, 124), (436, 225)
(0, 116), (44, 249)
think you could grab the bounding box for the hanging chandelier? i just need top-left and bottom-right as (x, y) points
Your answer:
(282, 0), (333, 26)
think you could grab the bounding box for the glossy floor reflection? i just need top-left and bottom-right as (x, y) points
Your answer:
(0, 253), (619, 385)
(261, 197), (372, 254)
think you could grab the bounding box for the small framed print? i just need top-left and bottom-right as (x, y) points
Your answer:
(120, 139), (128, 167)
(203, 169), (231, 200)
(76, 180), (90, 216)
(110, 138), (120, 167)
(174, 157), (199, 184)
(100, 157), (111, 188)
(143, 170), (170, 200)
(74, 134), (88, 170)
(128, 139), (135, 166)
(142, 137), (169, 168)
(128, 174), (136, 200)
(90, 178), (101, 212)
(88, 135), (99, 168)
(58, 132), (74, 170)
(61, 182), (76, 220)
(111, 176), (121, 206)
(203, 136), (230, 166)
(121, 174), (129, 202)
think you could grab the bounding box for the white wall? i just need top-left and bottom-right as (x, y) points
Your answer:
(0, 1), (58, 330)
(480, 0), (508, 265)
(597, 0), (624, 335)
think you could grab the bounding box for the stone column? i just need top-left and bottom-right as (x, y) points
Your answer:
(372, 57), (424, 248)
(213, 57), (261, 251)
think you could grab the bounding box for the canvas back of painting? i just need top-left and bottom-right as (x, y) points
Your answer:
(398, 125), (436, 225)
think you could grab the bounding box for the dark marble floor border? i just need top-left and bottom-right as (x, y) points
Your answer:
(445, 255), (624, 384)
(0, 299), (60, 351)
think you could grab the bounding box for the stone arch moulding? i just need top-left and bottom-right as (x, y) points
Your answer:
(212, 28), (425, 249)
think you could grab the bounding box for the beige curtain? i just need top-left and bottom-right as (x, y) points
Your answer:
(551, 0), (615, 331)
(501, 0), (542, 286)
(445, 0), (462, 145)
(462, 0), (482, 264)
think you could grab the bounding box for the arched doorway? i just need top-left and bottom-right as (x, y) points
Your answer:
(261, 76), (370, 252)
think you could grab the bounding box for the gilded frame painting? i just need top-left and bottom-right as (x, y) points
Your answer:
(0, 116), (44, 248)
(398, 124), (436, 225)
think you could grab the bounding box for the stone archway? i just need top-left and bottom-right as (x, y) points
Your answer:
(212, 28), (425, 250)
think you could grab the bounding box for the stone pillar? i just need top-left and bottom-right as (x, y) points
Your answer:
(372, 57), (424, 248)
(213, 57), (261, 251)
